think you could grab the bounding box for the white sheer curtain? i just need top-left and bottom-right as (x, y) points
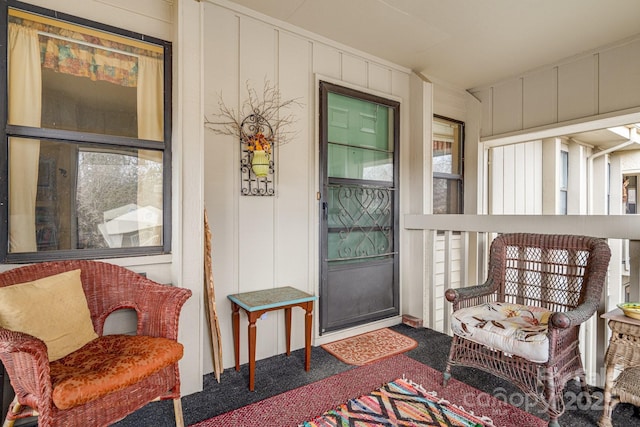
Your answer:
(136, 56), (163, 246)
(8, 23), (42, 252)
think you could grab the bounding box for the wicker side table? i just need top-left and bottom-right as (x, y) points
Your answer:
(599, 309), (640, 427)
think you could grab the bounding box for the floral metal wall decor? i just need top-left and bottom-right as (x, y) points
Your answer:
(205, 80), (302, 196)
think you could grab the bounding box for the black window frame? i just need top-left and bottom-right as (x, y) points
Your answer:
(0, 0), (172, 263)
(432, 114), (464, 214)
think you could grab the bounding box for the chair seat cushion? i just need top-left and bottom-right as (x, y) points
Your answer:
(451, 302), (552, 363)
(50, 334), (183, 410)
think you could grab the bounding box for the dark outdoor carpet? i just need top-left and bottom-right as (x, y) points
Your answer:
(111, 325), (640, 427)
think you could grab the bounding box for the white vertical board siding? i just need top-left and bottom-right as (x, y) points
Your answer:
(489, 141), (543, 215)
(432, 233), (463, 335)
(514, 144), (526, 214)
(489, 147), (504, 214)
(502, 145), (516, 214)
(236, 16), (279, 361)
(368, 64), (393, 94)
(525, 141), (542, 214)
(276, 31), (313, 354)
(202, 1), (411, 370)
(523, 68), (557, 129)
(599, 39), (640, 114)
(492, 79), (523, 135)
(473, 88), (493, 137)
(313, 44), (342, 79)
(203, 5), (241, 372)
(473, 35), (640, 139)
(341, 54), (368, 87)
(558, 55), (598, 122)
(433, 237), (445, 332)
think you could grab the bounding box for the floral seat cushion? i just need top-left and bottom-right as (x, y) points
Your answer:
(451, 302), (552, 363)
(50, 334), (183, 410)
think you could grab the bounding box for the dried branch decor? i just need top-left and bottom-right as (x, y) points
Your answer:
(204, 79), (303, 149)
(204, 79), (303, 196)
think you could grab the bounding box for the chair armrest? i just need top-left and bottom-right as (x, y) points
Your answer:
(0, 326), (53, 405)
(549, 301), (599, 329)
(131, 281), (192, 339)
(445, 280), (496, 310)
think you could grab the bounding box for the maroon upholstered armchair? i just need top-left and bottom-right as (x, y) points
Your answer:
(0, 260), (192, 427)
(443, 233), (610, 427)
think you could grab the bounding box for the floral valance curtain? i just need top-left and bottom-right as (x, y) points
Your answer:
(42, 37), (138, 87)
(9, 14), (162, 88)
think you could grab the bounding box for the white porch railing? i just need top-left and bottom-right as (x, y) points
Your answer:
(404, 214), (640, 387)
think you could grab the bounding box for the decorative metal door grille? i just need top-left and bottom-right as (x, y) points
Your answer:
(327, 183), (395, 262)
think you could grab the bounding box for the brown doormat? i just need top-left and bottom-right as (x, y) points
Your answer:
(321, 328), (418, 365)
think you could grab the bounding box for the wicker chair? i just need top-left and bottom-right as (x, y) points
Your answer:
(443, 233), (611, 427)
(0, 260), (192, 427)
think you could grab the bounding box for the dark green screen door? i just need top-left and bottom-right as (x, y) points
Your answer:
(319, 82), (400, 334)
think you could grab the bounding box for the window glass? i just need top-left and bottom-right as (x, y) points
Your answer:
(432, 119), (460, 175)
(11, 138), (163, 252)
(432, 177), (461, 214)
(41, 70), (138, 137)
(625, 176), (637, 214)
(328, 144), (393, 182)
(560, 150), (568, 215)
(560, 151), (569, 189)
(327, 92), (392, 151)
(326, 92), (394, 182)
(432, 116), (464, 214)
(4, 6), (169, 259)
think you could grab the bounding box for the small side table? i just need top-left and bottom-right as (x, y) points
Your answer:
(599, 308), (640, 427)
(228, 286), (317, 391)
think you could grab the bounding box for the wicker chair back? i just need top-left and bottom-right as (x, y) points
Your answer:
(444, 233), (611, 427)
(0, 260), (191, 427)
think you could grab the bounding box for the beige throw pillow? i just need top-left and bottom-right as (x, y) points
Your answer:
(0, 269), (98, 361)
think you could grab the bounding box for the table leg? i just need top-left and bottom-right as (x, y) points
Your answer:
(304, 301), (313, 371)
(599, 364), (616, 427)
(285, 307), (292, 356)
(247, 312), (259, 392)
(231, 303), (240, 372)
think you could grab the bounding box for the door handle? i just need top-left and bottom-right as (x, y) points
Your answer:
(322, 201), (328, 220)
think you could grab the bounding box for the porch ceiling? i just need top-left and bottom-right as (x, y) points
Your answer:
(226, 0), (640, 91)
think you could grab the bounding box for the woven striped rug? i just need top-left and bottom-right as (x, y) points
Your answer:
(191, 354), (546, 427)
(321, 328), (418, 365)
(302, 377), (491, 427)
